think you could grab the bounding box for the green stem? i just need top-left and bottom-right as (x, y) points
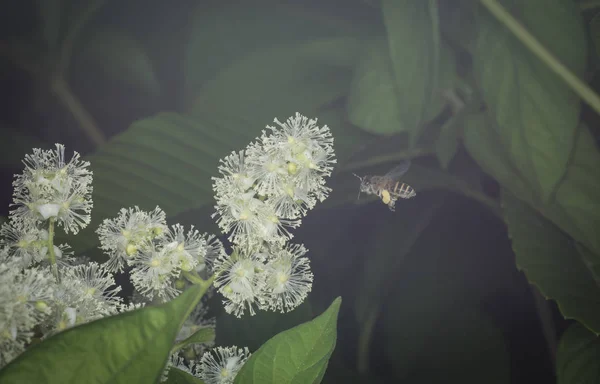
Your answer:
(182, 271), (214, 288)
(47, 217), (59, 281)
(479, 0), (600, 117)
(51, 76), (106, 146)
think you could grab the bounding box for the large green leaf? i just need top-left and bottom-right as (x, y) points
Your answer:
(464, 116), (600, 260)
(557, 323), (600, 384)
(502, 190), (600, 333)
(188, 36), (365, 125)
(0, 283), (210, 384)
(234, 297), (341, 384)
(354, 196), (444, 332)
(346, 37), (405, 135)
(381, 0), (440, 142)
(472, 0), (586, 201)
(183, 0), (378, 105)
(75, 26), (160, 96)
(57, 111), (253, 251)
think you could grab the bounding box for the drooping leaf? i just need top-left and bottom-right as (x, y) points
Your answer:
(75, 27), (160, 96)
(472, 0), (586, 201)
(346, 37), (405, 135)
(502, 190), (600, 333)
(381, 0), (440, 143)
(346, 34), (456, 136)
(0, 283), (211, 384)
(557, 323), (600, 384)
(234, 297), (341, 384)
(465, 116), (600, 259)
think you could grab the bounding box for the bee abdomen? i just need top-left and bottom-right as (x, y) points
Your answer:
(394, 183), (416, 199)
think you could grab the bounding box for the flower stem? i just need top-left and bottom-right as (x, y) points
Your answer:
(47, 217), (59, 282)
(51, 76), (106, 146)
(183, 271), (215, 288)
(479, 0), (600, 117)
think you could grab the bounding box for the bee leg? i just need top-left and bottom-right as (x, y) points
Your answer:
(388, 199), (396, 212)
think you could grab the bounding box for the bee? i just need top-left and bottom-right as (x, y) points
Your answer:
(353, 160), (416, 211)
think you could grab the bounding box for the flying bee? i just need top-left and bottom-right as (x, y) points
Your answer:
(353, 160), (416, 212)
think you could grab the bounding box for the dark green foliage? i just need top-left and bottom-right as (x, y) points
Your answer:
(1, 0), (599, 383)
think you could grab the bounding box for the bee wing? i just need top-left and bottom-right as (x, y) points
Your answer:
(384, 159), (411, 179)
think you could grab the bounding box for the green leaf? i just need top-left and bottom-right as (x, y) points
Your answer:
(354, 196), (445, 373)
(216, 300), (313, 353)
(557, 323), (600, 384)
(465, 116), (600, 259)
(502, 190), (600, 333)
(165, 368), (206, 384)
(173, 327), (215, 353)
(57, 111), (249, 251)
(384, 306), (510, 383)
(346, 37), (405, 135)
(0, 283), (211, 384)
(75, 27), (160, 96)
(354, 196), (444, 329)
(188, 36), (364, 125)
(381, 0), (439, 143)
(472, 0), (587, 202)
(234, 297), (341, 384)
(183, 1), (377, 104)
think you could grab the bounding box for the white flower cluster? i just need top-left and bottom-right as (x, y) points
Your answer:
(96, 206), (225, 302)
(10, 143), (93, 234)
(210, 113), (336, 317)
(213, 113), (335, 248)
(0, 144), (125, 367)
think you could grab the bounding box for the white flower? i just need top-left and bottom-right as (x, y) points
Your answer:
(0, 263), (54, 367)
(216, 151), (256, 193)
(10, 144), (93, 234)
(199, 346), (251, 384)
(130, 242), (181, 301)
(262, 243), (313, 313)
(0, 221), (49, 268)
(159, 224), (206, 273)
(203, 234), (226, 273)
(52, 262), (122, 326)
(96, 206), (167, 272)
(213, 249), (267, 317)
